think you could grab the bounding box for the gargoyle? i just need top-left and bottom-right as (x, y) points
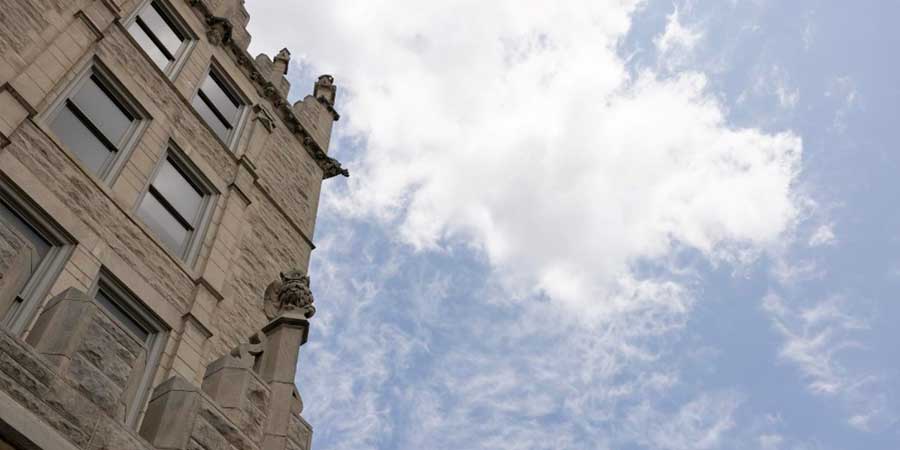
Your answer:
(263, 270), (316, 320)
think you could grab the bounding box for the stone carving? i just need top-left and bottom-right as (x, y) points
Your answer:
(205, 15), (233, 45)
(252, 104), (276, 132)
(320, 155), (350, 179)
(230, 331), (267, 369)
(263, 271), (316, 320)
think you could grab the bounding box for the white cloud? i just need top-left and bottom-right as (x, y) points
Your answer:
(248, 0), (802, 320)
(243, 2), (809, 447)
(737, 64), (800, 112)
(808, 223), (836, 247)
(299, 213), (742, 450)
(759, 433), (784, 450)
(655, 6), (704, 68)
(625, 392), (743, 450)
(825, 76), (857, 133)
(762, 293), (895, 431)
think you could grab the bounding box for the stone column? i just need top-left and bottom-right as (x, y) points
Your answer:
(200, 333), (271, 445)
(257, 312), (309, 450)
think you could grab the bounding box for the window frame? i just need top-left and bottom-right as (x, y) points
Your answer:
(134, 145), (218, 266)
(87, 268), (168, 430)
(42, 59), (149, 185)
(191, 61), (250, 150)
(124, 0), (197, 78)
(0, 178), (75, 335)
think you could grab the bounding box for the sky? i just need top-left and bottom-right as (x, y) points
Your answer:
(245, 1), (900, 449)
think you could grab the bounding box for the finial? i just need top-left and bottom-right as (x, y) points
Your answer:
(274, 48), (291, 75)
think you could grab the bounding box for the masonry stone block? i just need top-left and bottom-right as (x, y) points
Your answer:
(139, 376), (201, 449)
(24, 287), (150, 422)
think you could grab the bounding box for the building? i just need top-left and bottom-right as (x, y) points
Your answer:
(0, 0), (346, 448)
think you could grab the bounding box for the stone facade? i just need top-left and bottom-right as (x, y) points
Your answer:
(0, 0), (342, 448)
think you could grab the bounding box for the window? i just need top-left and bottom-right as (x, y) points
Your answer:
(90, 270), (167, 429)
(126, 0), (193, 75)
(0, 183), (72, 334)
(192, 68), (246, 145)
(48, 66), (146, 181)
(136, 151), (215, 263)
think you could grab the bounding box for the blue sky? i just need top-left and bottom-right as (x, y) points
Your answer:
(246, 1), (899, 449)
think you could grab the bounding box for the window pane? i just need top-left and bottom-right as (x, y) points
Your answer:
(0, 200), (50, 274)
(200, 74), (240, 126)
(152, 159), (203, 222)
(192, 94), (230, 141)
(95, 287), (150, 342)
(71, 76), (133, 145)
(141, 2), (183, 56)
(50, 106), (114, 174)
(137, 192), (188, 253)
(128, 20), (171, 70)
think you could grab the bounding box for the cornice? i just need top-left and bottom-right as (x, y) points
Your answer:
(186, 0), (349, 180)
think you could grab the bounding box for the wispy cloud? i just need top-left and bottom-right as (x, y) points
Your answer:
(808, 224), (836, 247)
(624, 391), (743, 450)
(762, 293), (895, 431)
(655, 6), (704, 69)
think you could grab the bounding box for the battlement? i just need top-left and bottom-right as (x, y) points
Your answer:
(184, 0), (347, 177)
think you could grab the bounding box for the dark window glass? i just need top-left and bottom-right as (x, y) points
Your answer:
(152, 160), (203, 222)
(200, 74), (240, 125)
(71, 76), (133, 145)
(137, 157), (209, 259)
(141, 3), (183, 56)
(50, 105), (114, 174)
(127, 1), (186, 71)
(95, 287), (150, 342)
(0, 200), (51, 275)
(192, 94), (230, 140)
(136, 191), (188, 253)
(128, 21), (170, 69)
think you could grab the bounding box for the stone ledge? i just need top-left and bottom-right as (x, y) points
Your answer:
(0, 388), (80, 450)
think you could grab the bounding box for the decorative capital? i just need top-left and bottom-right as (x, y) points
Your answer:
(263, 270), (316, 320)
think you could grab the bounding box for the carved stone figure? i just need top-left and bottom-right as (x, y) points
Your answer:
(264, 270), (316, 320)
(205, 15), (233, 45)
(320, 155), (350, 178)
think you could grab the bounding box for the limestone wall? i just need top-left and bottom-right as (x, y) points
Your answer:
(0, 0), (341, 446)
